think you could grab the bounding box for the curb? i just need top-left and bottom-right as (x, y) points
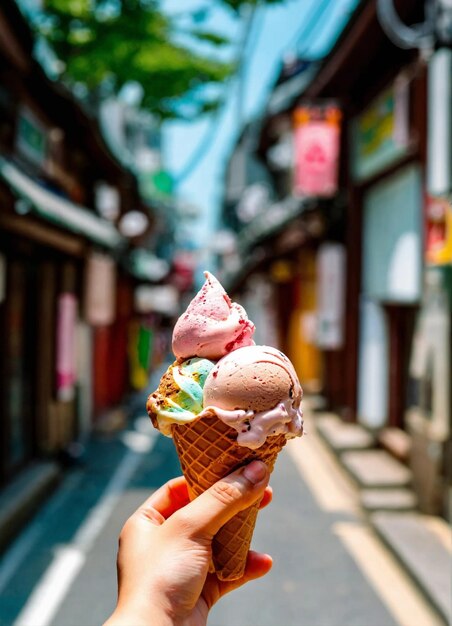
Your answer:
(0, 461), (61, 555)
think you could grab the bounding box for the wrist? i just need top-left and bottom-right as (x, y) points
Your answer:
(105, 595), (178, 626)
(104, 606), (175, 626)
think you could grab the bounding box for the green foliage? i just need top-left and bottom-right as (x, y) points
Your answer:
(37, 0), (284, 118)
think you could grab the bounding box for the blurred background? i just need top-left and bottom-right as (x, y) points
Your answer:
(0, 0), (451, 625)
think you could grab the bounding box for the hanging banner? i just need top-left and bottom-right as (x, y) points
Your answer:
(425, 195), (452, 265)
(316, 243), (346, 349)
(128, 321), (154, 390)
(56, 293), (77, 401)
(84, 253), (116, 326)
(293, 103), (341, 198)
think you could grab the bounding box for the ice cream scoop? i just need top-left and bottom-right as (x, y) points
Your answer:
(202, 345), (303, 449)
(147, 357), (214, 436)
(172, 271), (255, 361)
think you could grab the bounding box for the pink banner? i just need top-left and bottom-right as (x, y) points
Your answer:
(294, 105), (341, 198)
(56, 293), (77, 401)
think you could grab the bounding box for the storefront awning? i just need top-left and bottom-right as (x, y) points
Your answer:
(0, 157), (123, 248)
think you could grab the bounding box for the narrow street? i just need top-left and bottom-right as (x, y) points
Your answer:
(0, 405), (443, 626)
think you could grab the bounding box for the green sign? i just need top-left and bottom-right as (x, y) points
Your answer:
(352, 84), (409, 181)
(16, 110), (47, 166)
(139, 169), (173, 201)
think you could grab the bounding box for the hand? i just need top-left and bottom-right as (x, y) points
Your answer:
(104, 460), (272, 626)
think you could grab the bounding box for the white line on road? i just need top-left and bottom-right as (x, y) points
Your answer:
(333, 521), (444, 626)
(14, 425), (157, 626)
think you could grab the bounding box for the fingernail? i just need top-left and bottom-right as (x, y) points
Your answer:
(243, 461), (268, 485)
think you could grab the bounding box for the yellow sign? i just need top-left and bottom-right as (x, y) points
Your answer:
(426, 196), (452, 265)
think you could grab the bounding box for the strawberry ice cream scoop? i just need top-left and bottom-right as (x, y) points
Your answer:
(202, 345), (303, 449)
(172, 271), (255, 361)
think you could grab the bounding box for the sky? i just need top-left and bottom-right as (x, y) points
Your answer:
(162, 0), (360, 246)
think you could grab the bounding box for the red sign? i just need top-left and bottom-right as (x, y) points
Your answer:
(293, 104), (341, 198)
(425, 195), (452, 265)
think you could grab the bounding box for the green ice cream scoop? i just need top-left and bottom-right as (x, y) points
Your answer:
(147, 357), (215, 435)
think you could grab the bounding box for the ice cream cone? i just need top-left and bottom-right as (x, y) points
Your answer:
(171, 412), (287, 581)
(146, 274), (303, 581)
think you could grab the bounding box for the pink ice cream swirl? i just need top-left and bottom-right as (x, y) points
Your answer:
(172, 271), (255, 361)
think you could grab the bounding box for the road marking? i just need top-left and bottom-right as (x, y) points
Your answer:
(333, 521), (445, 626)
(14, 426), (157, 626)
(286, 416), (359, 513)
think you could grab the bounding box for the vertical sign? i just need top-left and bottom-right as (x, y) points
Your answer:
(425, 195), (452, 265)
(84, 253), (116, 326)
(316, 243), (346, 349)
(293, 103), (341, 197)
(56, 293), (77, 401)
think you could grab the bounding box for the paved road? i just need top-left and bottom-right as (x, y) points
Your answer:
(0, 410), (444, 626)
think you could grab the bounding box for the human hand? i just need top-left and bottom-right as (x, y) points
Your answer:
(104, 460), (272, 626)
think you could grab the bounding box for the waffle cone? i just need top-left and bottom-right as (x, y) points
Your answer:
(171, 412), (286, 581)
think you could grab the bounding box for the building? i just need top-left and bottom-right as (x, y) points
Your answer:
(0, 0), (151, 491)
(220, 0), (452, 518)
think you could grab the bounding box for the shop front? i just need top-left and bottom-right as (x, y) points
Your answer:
(0, 165), (122, 484)
(405, 48), (452, 517)
(350, 76), (425, 432)
(357, 164), (423, 429)
(0, 220), (84, 483)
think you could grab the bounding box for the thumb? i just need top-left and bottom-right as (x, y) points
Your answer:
(168, 461), (269, 539)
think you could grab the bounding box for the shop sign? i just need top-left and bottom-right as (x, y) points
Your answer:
(129, 248), (169, 281)
(134, 284), (179, 315)
(425, 195), (452, 265)
(352, 78), (410, 181)
(128, 321), (154, 390)
(171, 251), (196, 292)
(316, 243), (346, 349)
(56, 293), (77, 402)
(84, 253), (116, 326)
(293, 103), (341, 198)
(16, 108), (48, 167)
(139, 169), (173, 201)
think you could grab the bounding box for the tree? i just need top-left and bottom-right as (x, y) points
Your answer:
(36, 0), (285, 119)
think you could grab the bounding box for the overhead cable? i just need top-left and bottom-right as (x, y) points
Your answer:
(173, 4), (258, 186)
(286, 0), (334, 57)
(173, 0), (335, 186)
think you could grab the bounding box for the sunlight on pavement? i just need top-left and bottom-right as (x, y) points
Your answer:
(333, 521), (445, 626)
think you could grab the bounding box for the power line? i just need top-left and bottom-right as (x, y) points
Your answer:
(236, 4), (264, 129)
(173, 0), (334, 187)
(173, 5), (258, 186)
(285, 0), (333, 57)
